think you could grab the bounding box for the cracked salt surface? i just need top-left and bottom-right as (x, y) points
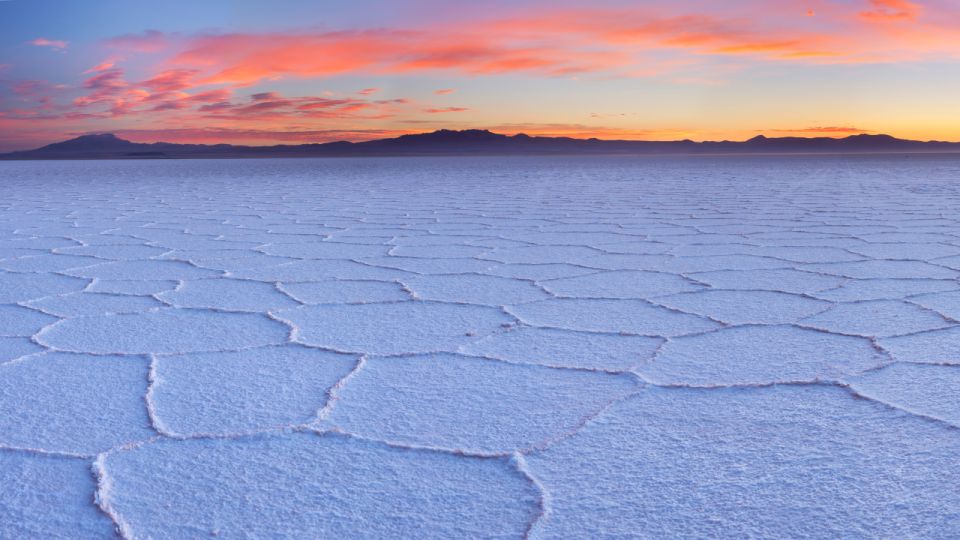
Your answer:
(689, 267), (846, 294)
(151, 345), (357, 436)
(38, 309), (290, 354)
(157, 278), (301, 311)
(461, 326), (662, 371)
(524, 385), (960, 538)
(0, 451), (116, 538)
(508, 297), (721, 336)
(3, 155), (960, 537)
(26, 292), (164, 317)
(0, 353), (153, 454)
(0, 336), (44, 363)
(652, 289), (829, 325)
(847, 363), (960, 426)
(401, 273), (551, 305)
(86, 279), (179, 296)
(541, 269), (704, 299)
(98, 433), (539, 538)
(637, 325), (887, 386)
(0, 270), (88, 302)
(0, 304), (58, 336)
(811, 278), (960, 302)
(324, 353), (638, 453)
(278, 301), (513, 354)
(799, 299), (952, 337)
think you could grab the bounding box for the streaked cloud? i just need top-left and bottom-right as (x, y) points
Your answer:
(109, 127), (418, 145)
(28, 38), (67, 50)
(424, 107), (469, 113)
(83, 61), (117, 74)
(860, 0), (922, 22)
(765, 126), (873, 135)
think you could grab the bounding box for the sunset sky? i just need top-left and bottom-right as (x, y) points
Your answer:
(1, 0), (959, 151)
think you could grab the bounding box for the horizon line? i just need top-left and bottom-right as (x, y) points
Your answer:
(19, 129), (960, 151)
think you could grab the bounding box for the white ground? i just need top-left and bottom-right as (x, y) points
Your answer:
(2, 155), (960, 538)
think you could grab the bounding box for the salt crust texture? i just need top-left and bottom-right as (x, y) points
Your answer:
(2, 156), (960, 538)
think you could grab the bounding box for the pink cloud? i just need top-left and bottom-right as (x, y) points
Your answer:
(112, 127), (418, 145)
(10, 80), (64, 97)
(860, 0), (922, 22)
(358, 87), (380, 95)
(204, 92), (392, 120)
(54, 53), (403, 125)
(251, 91), (282, 101)
(186, 89), (232, 103)
(28, 38), (68, 51)
(149, 101), (189, 112)
(77, 69), (128, 105)
(297, 98), (367, 110)
(80, 3), (960, 95)
(434, 88), (456, 95)
(164, 29), (626, 86)
(140, 69), (198, 92)
(83, 61), (116, 74)
(424, 107), (470, 113)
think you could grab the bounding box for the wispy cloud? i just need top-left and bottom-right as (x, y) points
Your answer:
(424, 107), (470, 113)
(109, 127), (418, 145)
(89, 3), (958, 94)
(765, 126), (872, 135)
(860, 0), (922, 22)
(28, 38), (68, 51)
(82, 60), (117, 74)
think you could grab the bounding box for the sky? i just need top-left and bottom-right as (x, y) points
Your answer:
(1, 0), (959, 151)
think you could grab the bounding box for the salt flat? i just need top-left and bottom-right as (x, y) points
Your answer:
(2, 155), (960, 538)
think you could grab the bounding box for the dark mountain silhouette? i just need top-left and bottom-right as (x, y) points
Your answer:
(3, 129), (959, 160)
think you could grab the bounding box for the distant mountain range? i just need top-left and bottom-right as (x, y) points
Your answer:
(3, 130), (960, 160)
